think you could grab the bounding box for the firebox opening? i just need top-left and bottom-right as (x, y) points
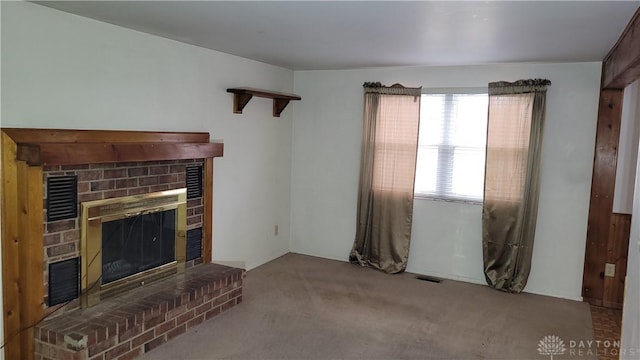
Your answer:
(102, 209), (176, 284)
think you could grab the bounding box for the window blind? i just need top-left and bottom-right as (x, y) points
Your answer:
(414, 92), (488, 202)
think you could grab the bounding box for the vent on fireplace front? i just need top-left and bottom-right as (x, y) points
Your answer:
(80, 188), (187, 307)
(48, 258), (80, 306)
(46, 175), (78, 221)
(186, 166), (203, 199)
(186, 227), (203, 261)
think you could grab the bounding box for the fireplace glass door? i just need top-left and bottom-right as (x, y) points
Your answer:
(101, 210), (176, 284)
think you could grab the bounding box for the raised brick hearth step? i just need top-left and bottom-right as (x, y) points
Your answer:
(35, 264), (244, 360)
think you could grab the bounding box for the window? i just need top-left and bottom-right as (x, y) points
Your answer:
(414, 90), (488, 202)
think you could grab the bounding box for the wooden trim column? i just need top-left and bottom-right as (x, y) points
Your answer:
(203, 158), (214, 264)
(582, 89), (624, 305)
(1, 137), (45, 360)
(581, 5), (640, 307)
(1, 133), (21, 359)
(17, 163), (44, 360)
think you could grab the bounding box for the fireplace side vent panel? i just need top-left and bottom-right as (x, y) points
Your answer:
(48, 258), (80, 306)
(187, 227), (203, 261)
(46, 175), (78, 221)
(186, 166), (203, 199)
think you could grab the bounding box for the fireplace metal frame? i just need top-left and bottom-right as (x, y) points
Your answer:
(80, 188), (187, 307)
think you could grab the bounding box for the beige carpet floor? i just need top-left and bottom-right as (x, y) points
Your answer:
(139, 253), (595, 360)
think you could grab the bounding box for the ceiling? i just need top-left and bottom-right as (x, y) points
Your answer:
(35, 1), (640, 71)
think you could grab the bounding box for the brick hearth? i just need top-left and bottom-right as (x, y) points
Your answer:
(34, 264), (244, 360)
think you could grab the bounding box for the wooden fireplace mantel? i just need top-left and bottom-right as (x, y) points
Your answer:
(0, 128), (223, 360)
(3, 128), (223, 166)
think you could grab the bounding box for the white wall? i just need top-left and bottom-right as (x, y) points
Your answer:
(1, 1), (293, 270)
(614, 80), (640, 214)
(621, 79), (640, 359)
(291, 62), (601, 300)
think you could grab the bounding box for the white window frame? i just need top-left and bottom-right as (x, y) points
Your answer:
(414, 87), (488, 205)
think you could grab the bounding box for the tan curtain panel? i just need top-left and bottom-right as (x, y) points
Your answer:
(483, 79), (550, 292)
(350, 83), (421, 273)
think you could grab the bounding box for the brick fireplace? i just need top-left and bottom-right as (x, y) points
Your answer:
(0, 128), (241, 360)
(42, 159), (204, 312)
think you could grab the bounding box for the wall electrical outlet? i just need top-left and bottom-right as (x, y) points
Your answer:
(274, 225), (279, 236)
(605, 263), (616, 277)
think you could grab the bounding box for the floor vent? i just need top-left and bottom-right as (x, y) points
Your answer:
(46, 175), (78, 221)
(186, 166), (203, 199)
(416, 275), (442, 283)
(49, 257), (79, 306)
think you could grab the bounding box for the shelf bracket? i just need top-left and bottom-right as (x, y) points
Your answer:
(273, 99), (291, 118)
(233, 93), (253, 115)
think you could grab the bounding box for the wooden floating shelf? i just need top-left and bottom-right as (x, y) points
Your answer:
(227, 87), (301, 117)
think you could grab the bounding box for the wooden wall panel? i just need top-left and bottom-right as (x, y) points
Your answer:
(582, 89), (624, 305)
(603, 213), (631, 309)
